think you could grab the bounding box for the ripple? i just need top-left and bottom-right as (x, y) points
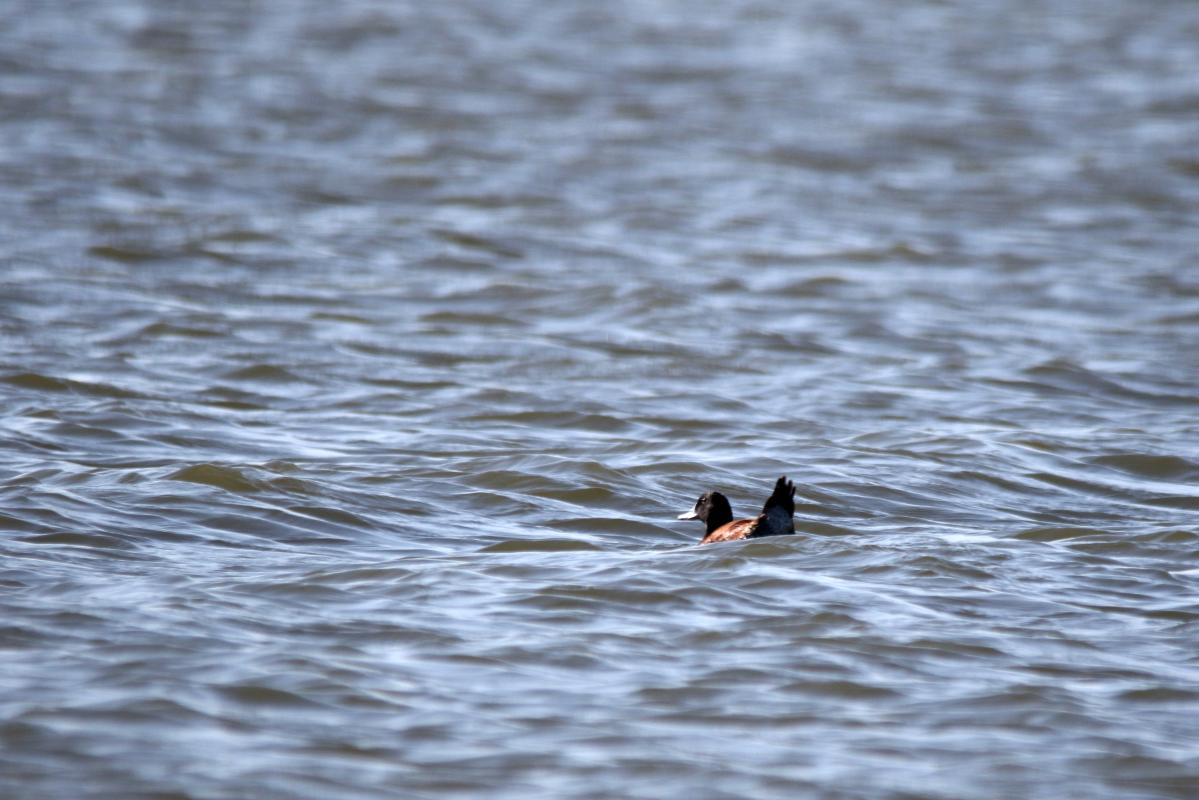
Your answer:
(778, 679), (900, 699)
(3, 372), (144, 400)
(479, 539), (603, 553)
(1015, 526), (1106, 542)
(86, 243), (168, 264)
(517, 584), (695, 611)
(223, 364), (308, 384)
(168, 464), (263, 494)
(1118, 687), (1199, 703)
(216, 684), (324, 709)
(1090, 453), (1199, 480)
(20, 532), (132, 549)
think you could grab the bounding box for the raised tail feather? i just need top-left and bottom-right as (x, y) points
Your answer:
(758, 475), (796, 535)
(762, 475), (795, 515)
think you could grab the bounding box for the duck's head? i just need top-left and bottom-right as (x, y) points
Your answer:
(677, 490), (733, 532)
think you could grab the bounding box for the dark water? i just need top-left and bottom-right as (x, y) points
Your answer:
(3, 1), (1199, 798)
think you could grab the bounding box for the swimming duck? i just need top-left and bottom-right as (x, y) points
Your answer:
(677, 475), (796, 544)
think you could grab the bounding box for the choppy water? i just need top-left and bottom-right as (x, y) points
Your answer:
(3, 1), (1199, 798)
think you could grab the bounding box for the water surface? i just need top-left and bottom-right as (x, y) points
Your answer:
(2, 2), (1199, 798)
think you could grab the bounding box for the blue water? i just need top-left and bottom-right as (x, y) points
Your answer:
(2, 2), (1199, 798)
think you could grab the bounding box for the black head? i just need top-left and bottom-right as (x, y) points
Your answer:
(677, 490), (734, 534)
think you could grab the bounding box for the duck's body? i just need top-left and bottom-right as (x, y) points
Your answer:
(699, 517), (762, 544)
(678, 476), (796, 545)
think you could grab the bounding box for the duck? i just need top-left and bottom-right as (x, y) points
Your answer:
(677, 475), (796, 544)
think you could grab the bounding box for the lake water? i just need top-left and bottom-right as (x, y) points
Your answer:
(2, 2), (1199, 798)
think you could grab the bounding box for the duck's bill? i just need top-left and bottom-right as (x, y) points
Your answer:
(677, 510), (698, 520)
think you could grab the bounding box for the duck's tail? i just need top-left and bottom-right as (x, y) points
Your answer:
(760, 476), (796, 534)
